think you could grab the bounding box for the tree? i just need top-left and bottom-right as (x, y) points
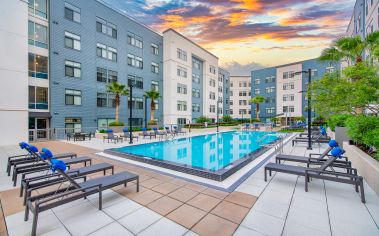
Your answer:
(319, 32), (379, 65)
(221, 115), (233, 123)
(250, 96), (265, 120)
(106, 81), (129, 122)
(144, 89), (160, 122)
(195, 116), (211, 124)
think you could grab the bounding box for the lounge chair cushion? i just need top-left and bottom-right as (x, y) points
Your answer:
(79, 171), (138, 190)
(50, 159), (66, 172)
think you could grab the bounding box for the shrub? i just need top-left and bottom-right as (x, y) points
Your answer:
(195, 116), (212, 124)
(294, 116), (306, 122)
(99, 129), (107, 133)
(313, 116), (325, 122)
(346, 115), (379, 159)
(108, 121), (124, 126)
(327, 114), (352, 131)
(148, 120), (157, 125)
(279, 128), (305, 133)
(221, 115), (234, 123)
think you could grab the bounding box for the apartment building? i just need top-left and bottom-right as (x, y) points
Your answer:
(163, 29), (223, 125)
(251, 59), (340, 124)
(347, 0), (379, 38)
(219, 68), (231, 116)
(49, 0), (164, 130)
(229, 76), (252, 119)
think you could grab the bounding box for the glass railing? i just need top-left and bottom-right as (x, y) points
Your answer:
(28, 39), (48, 49)
(29, 103), (48, 110)
(28, 71), (48, 79)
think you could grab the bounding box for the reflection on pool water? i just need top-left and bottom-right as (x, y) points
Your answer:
(112, 131), (278, 171)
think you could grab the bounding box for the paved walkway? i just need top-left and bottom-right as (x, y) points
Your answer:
(0, 135), (378, 236)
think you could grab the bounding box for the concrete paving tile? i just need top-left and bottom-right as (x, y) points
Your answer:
(118, 207), (162, 234)
(224, 191), (257, 208)
(138, 217), (188, 236)
(167, 204), (207, 229)
(285, 205), (330, 234)
(187, 194), (221, 212)
(129, 189), (163, 206)
(168, 187), (199, 202)
(88, 222), (133, 236)
(184, 183), (207, 192)
(183, 231), (199, 236)
(39, 226), (71, 236)
(192, 214), (238, 236)
(152, 182), (180, 195)
(140, 178), (163, 189)
(211, 200), (249, 224)
(283, 218), (330, 236)
(241, 210), (285, 236)
(233, 226), (266, 236)
(202, 188), (229, 199)
(235, 183), (264, 197)
(103, 197), (143, 219)
(147, 196), (183, 216)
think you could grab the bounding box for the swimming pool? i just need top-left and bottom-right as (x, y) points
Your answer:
(105, 131), (279, 181)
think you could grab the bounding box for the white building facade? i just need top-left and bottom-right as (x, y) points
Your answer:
(229, 76), (251, 119)
(163, 29), (222, 125)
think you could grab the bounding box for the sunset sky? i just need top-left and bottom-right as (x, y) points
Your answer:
(104, 0), (355, 74)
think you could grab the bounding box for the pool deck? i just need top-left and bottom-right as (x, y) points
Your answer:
(0, 131), (379, 236)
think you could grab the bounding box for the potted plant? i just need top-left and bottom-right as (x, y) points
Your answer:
(144, 89), (160, 127)
(106, 81), (129, 133)
(108, 121), (125, 133)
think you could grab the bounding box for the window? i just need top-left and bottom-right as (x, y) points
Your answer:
(254, 89), (260, 95)
(151, 81), (159, 91)
(239, 109), (246, 115)
(65, 118), (82, 133)
(192, 89), (200, 98)
(283, 72), (288, 79)
(192, 74), (200, 83)
(265, 87), (275, 93)
(230, 82), (233, 87)
(127, 54), (143, 69)
(265, 97), (275, 103)
(218, 86), (223, 93)
(209, 105), (216, 113)
(230, 91), (233, 96)
(192, 104), (200, 112)
(127, 33), (143, 48)
(97, 118), (115, 129)
(29, 53), (48, 79)
(283, 82), (294, 90)
(177, 48), (187, 61)
(218, 74), (224, 82)
(64, 31), (80, 50)
(177, 66), (187, 78)
(209, 66), (216, 74)
(108, 70), (118, 83)
(265, 76), (275, 83)
(65, 60), (81, 78)
(154, 100), (159, 110)
(239, 100), (247, 105)
(177, 101), (187, 111)
(28, 21), (48, 48)
(128, 97), (143, 109)
(97, 44), (117, 61)
(283, 105), (294, 113)
(28, 0), (48, 18)
(283, 94), (294, 102)
(97, 93), (107, 107)
(96, 17), (117, 38)
(192, 59), (200, 69)
(230, 110), (233, 115)
(151, 62), (159, 74)
(108, 94), (116, 108)
(151, 44), (159, 55)
(28, 86), (48, 109)
(209, 79), (216, 87)
(128, 75), (143, 89)
(65, 89), (82, 105)
(97, 67), (107, 82)
(209, 92), (215, 100)
(255, 79), (260, 85)
(266, 108), (275, 114)
(326, 67), (335, 73)
(243, 82), (247, 87)
(177, 83), (187, 94)
(311, 69), (318, 77)
(230, 100), (233, 105)
(64, 2), (80, 23)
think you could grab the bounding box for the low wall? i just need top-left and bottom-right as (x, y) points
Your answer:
(343, 141), (379, 196)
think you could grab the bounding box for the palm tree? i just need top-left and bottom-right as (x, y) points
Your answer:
(250, 96), (265, 121)
(106, 81), (129, 122)
(144, 89), (160, 122)
(319, 32), (379, 65)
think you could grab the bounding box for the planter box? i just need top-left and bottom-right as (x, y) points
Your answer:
(335, 126), (350, 145)
(108, 126), (125, 133)
(343, 142), (379, 196)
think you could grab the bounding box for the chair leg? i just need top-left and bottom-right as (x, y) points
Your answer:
(24, 203), (29, 221)
(136, 178), (139, 192)
(264, 169), (267, 181)
(13, 171), (18, 187)
(359, 177), (366, 203)
(20, 182), (24, 197)
(305, 174), (309, 192)
(31, 209), (39, 236)
(99, 192), (102, 210)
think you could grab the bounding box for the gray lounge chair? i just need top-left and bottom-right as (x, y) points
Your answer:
(103, 130), (123, 143)
(21, 162), (114, 205)
(264, 147), (365, 203)
(7, 142), (76, 176)
(292, 134), (330, 146)
(173, 126), (186, 135)
(11, 146), (91, 186)
(121, 128), (139, 141)
(25, 149), (139, 236)
(141, 128), (155, 139)
(152, 127), (166, 139)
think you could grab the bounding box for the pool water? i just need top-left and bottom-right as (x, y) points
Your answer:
(112, 131), (278, 171)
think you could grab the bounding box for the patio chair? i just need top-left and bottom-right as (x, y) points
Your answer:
(21, 161), (114, 205)
(7, 142), (77, 176)
(173, 126), (186, 135)
(120, 128), (139, 141)
(276, 140), (349, 165)
(242, 123), (250, 131)
(11, 145), (92, 186)
(165, 126), (176, 136)
(25, 149), (139, 236)
(152, 127), (166, 139)
(264, 147), (365, 203)
(292, 133), (330, 146)
(103, 129), (123, 143)
(141, 128), (155, 139)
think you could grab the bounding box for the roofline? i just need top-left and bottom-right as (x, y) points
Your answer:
(251, 57), (322, 72)
(163, 28), (219, 59)
(230, 75), (251, 77)
(95, 0), (162, 37)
